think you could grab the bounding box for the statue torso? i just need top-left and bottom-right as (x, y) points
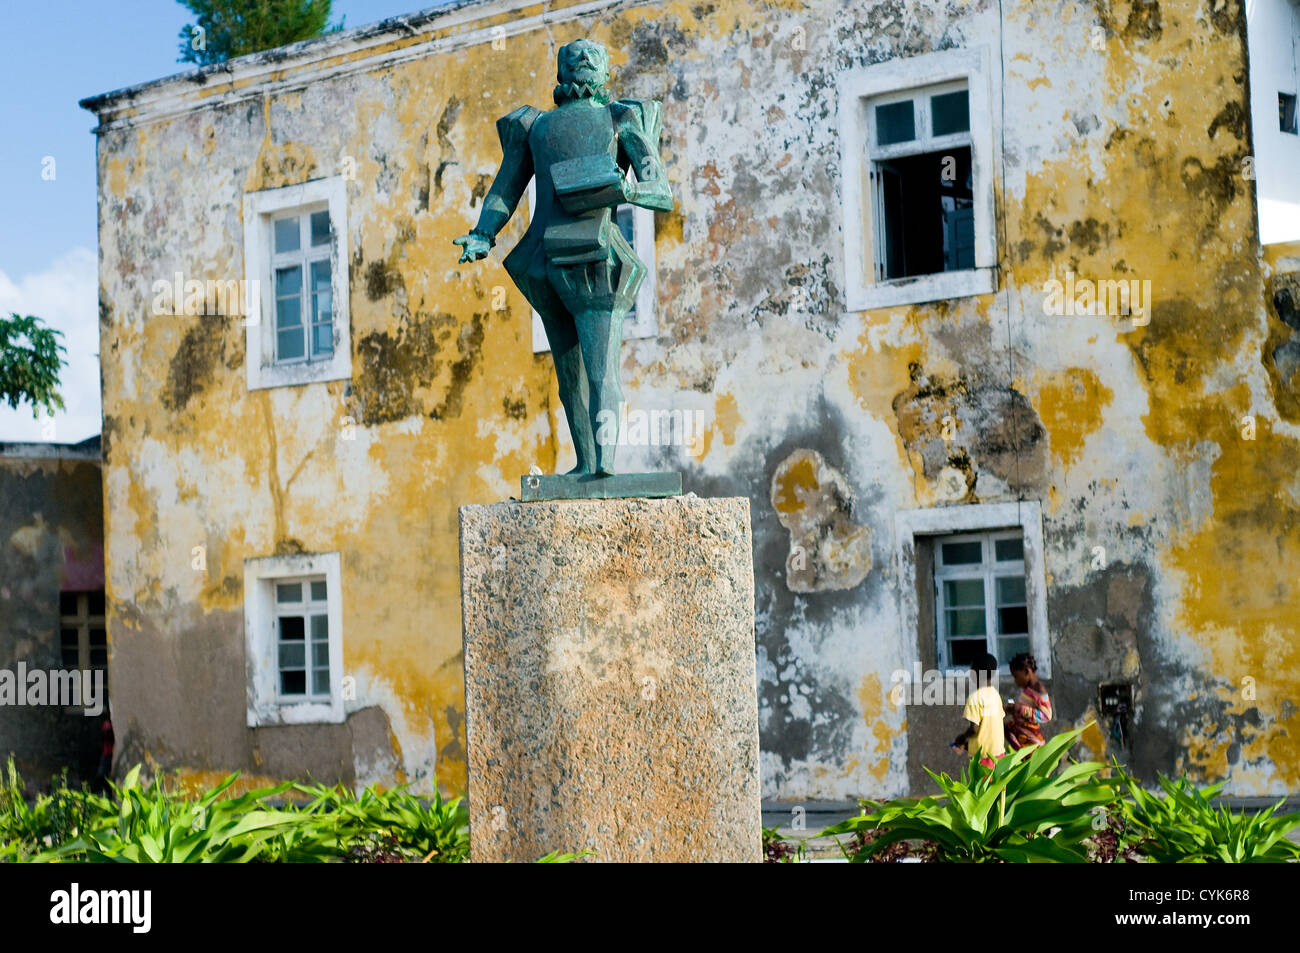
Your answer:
(529, 103), (618, 230)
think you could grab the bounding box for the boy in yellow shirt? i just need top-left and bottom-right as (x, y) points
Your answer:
(951, 653), (1006, 769)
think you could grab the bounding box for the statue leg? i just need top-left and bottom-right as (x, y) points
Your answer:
(576, 303), (626, 476)
(542, 225), (643, 476)
(529, 283), (596, 474)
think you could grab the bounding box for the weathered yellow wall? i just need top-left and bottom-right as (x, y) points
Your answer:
(89, 0), (1300, 799)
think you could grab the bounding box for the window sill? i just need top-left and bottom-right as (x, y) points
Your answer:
(248, 354), (352, 391)
(248, 699), (344, 727)
(847, 267), (996, 312)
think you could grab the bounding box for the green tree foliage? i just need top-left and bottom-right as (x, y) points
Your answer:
(177, 0), (343, 66)
(0, 313), (66, 418)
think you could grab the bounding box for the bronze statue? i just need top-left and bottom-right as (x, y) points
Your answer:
(455, 39), (674, 490)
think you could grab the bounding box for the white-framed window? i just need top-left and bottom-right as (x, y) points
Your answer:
(242, 177), (351, 390)
(932, 529), (1029, 672)
(527, 178), (658, 354)
(894, 500), (1050, 678)
(838, 47), (998, 311)
(243, 552), (344, 726)
(270, 207), (334, 365)
(869, 81), (976, 280)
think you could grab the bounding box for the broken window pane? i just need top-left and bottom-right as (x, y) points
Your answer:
(998, 605), (1029, 635)
(948, 638), (986, 667)
(59, 592), (80, 617)
(279, 616), (305, 640)
(281, 670), (306, 695)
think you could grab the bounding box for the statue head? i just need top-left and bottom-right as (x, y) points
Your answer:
(554, 39), (611, 105)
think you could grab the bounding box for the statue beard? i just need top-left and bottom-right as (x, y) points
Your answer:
(553, 80), (612, 106)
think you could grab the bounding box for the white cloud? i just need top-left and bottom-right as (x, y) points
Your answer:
(0, 247), (100, 443)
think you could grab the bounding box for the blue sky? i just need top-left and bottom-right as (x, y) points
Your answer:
(0, 1), (443, 442)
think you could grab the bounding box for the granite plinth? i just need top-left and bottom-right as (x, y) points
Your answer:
(458, 495), (760, 862)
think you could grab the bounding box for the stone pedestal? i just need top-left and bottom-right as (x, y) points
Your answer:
(458, 495), (760, 862)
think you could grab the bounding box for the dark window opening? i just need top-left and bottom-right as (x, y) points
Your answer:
(1281, 93), (1298, 135)
(877, 146), (975, 280)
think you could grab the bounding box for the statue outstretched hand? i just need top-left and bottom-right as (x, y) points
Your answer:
(454, 232), (492, 263)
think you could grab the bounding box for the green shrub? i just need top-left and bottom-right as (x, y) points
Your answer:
(31, 767), (333, 863)
(289, 780), (469, 863)
(1112, 765), (1300, 863)
(3, 762), (472, 863)
(821, 727), (1115, 862)
(0, 758), (114, 861)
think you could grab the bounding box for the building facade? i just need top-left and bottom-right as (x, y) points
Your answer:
(0, 437), (106, 786)
(79, 0), (1300, 800)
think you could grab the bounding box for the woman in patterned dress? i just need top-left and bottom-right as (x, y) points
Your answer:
(1005, 653), (1052, 751)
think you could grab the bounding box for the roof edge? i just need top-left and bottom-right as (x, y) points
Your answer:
(0, 434), (102, 461)
(78, 0), (498, 115)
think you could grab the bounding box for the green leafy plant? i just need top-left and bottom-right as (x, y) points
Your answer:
(822, 726), (1116, 862)
(0, 759), (113, 861)
(1112, 764), (1300, 863)
(1083, 807), (1145, 863)
(33, 767), (330, 863)
(762, 825), (806, 863)
(838, 826), (940, 863)
(535, 849), (595, 862)
(0, 313), (66, 417)
(289, 780), (470, 863)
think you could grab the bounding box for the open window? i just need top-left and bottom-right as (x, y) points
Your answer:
(838, 47), (998, 310)
(870, 84), (976, 280)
